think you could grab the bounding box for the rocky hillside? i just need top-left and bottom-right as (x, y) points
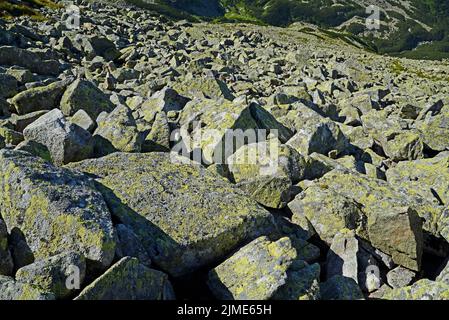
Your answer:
(0, 0), (449, 300)
(145, 0), (449, 60)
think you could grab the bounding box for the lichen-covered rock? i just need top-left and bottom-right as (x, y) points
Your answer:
(274, 103), (348, 156)
(174, 76), (235, 101)
(15, 252), (86, 299)
(0, 276), (55, 300)
(0, 46), (60, 76)
(14, 140), (51, 162)
(0, 127), (23, 146)
(23, 109), (93, 165)
(0, 150), (116, 270)
(0, 74), (18, 98)
(387, 266), (415, 289)
(75, 257), (174, 300)
(60, 79), (114, 119)
(288, 185), (367, 245)
(0, 219), (13, 276)
(386, 152), (449, 206)
(10, 78), (74, 115)
(368, 206), (423, 271)
(138, 87), (189, 122)
(382, 131), (424, 162)
(320, 275), (364, 300)
(142, 111), (170, 152)
(93, 105), (143, 154)
(80, 36), (120, 61)
(70, 109), (96, 132)
(326, 230), (359, 283)
(416, 112), (449, 152)
(115, 224), (152, 267)
(10, 110), (48, 133)
(312, 170), (444, 243)
(179, 99), (290, 164)
(383, 279), (449, 300)
(228, 140), (306, 208)
(208, 236), (319, 300)
(67, 152), (276, 277)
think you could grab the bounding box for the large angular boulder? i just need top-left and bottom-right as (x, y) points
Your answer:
(288, 185), (367, 245)
(174, 77), (235, 101)
(0, 150), (116, 270)
(227, 140), (306, 208)
(67, 152), (276, 277)
(15, 252), (86, 299)
(60, 79), (114, 119)
(367, 206), (423, 271)
(10, 78), (74, 115)
(309, 170), (443, 243)
(178, 99), (292, 164)
(0, 46), (60, 76)
(278, 104), (348, 156)
(75, 257), (174, 300)
(416, 111), (449, 152)
(386, 152), (449, 206)
(23, 109), (93, 165)
(93, 105), (143, 154)
(207, 237), (320, 300)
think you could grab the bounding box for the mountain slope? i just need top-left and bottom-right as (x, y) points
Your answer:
(158, 0), (449, 60)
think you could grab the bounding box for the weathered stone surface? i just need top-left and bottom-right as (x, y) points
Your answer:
(0, 276), (55, 300)
(70, 109), (96, 132)
(14, 140), (51, 162)
(382, 131), (424, 162)
(289, 185), (367, 245)
(23, 109), (93, 165)
(142, 111), (170, 152)
(61, 79), (114, 119)
(320, 275), (364, 300)
(326, 230), (359, 283)
(174, 77), (235, 101)
(75, 257), (174, 300)
(383, 279), (449, 300)
(368, 206), (423, 271)
(387, 266), (415, 289)
(115, 224), (152, 267)
(93, 105), (142, 154)
(15, 252), (86, 299)
(228, 140), (306, 208)
(386, 152), (449, 206)
(0, 150), (116, 270)
(0, 74), (18, 98)
(67, 152), (276, 277)
(0, 219), (13, 276)
(208, 236), (320, 300)
(10, 78), (74, 115)
(0, 46), (60, 75)
(310, 170), (443, 243)
(179, 99), (291, 164)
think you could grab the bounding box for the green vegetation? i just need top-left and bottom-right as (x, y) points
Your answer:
(0, 0), (60, 20)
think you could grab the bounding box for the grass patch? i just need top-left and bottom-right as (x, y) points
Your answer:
(0, 0), (60, 20)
